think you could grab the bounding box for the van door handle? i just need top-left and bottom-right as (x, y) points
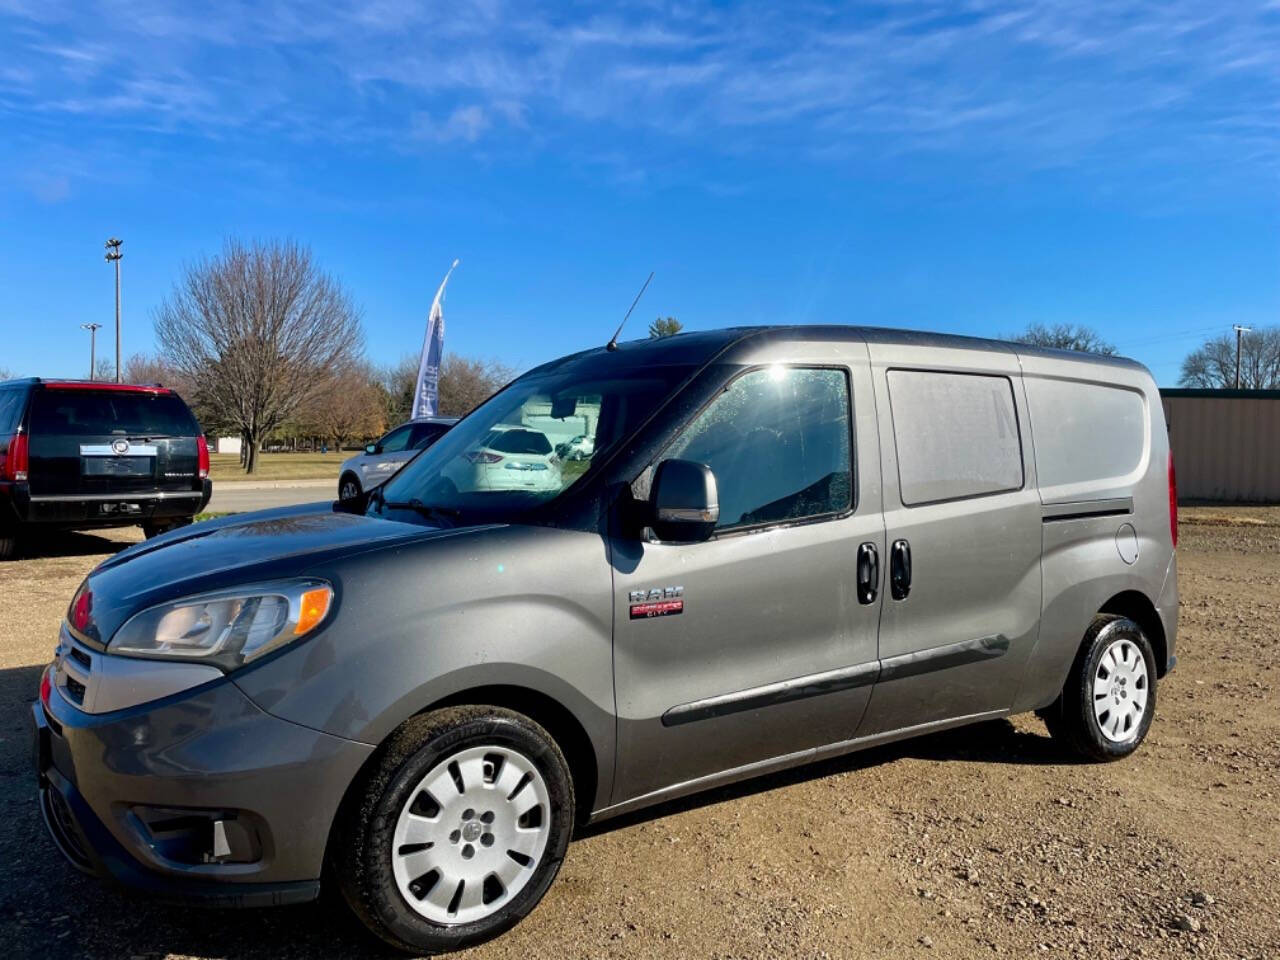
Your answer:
(889, 538), (912, 600)
(856, 542), (879, 604)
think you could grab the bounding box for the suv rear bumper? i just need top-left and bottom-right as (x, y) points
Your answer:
(2, 479), (212, 528)
(31, 663), (373, 904)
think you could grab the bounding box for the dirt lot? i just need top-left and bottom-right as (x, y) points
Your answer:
(1, 514), (1277, 959)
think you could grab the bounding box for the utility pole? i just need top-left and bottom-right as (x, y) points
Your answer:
(1233, 324), (1252, 389)
(104, 237), (123, 383)
(80, 323), (103, 380)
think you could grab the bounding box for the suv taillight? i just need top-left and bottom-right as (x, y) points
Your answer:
(197, 435), (210, 480)
(1168, 451), (1178, 549)
(1, 432), (28, 482)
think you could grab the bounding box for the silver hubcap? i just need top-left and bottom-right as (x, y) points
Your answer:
(1093, 638), (1148, 742)
(391, 745), (551, 925)
(340, 481), (358, 500)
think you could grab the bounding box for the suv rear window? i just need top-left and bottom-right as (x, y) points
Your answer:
(487, 428), (553, 455)
(30, 389), (198, 437)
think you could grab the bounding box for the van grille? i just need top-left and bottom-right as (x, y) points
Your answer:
(59, 630), (93, 706)
(64, 675), (86, 704)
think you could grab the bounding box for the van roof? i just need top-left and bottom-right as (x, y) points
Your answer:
(533, 325), (1149, 375)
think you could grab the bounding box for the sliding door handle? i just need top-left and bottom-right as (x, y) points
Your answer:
(890, 538), (912, 600)
(856, 542), (879, 604)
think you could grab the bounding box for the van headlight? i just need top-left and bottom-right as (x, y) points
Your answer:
(109, 580), (333, 671)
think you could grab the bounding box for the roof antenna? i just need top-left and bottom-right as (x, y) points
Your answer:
(606, 271), (654, 352)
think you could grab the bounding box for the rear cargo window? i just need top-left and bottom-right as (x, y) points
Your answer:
(1026, 378), (1145, 487)
(30, 390), (198, 437)
(487, 428), (553, 455)
(887, 370), (1023, 505)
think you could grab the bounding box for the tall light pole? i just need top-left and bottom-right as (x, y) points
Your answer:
(1233, 324), (1252, 389)
(104, 237), (123, 383)
(80, 323), (103, 380)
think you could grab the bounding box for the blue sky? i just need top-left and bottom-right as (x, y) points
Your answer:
(2, 1), (1277, 385)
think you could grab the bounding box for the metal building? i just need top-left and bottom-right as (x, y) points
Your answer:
(1160, 389), (1280, 503)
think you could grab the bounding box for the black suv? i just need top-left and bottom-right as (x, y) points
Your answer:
(0, 379), (211, 558)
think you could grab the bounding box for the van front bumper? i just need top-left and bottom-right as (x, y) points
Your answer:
(31, 664), (373, 905)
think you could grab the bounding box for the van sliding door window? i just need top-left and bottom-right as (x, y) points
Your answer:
(664, 366), (854, 532)
(887, 370), (1023, 506)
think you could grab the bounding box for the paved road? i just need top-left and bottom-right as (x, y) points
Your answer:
(206, 478), (334, 514)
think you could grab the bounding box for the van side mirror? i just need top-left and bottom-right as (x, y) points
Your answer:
(365, 443), (378, 455)
(650, 459), (719, 542)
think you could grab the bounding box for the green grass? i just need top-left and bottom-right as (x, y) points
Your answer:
(209, 451), (347, 483)
(193, 512), (233, 522)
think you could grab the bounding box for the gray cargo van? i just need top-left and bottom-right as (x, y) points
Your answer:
(33, 326), (1177, 953)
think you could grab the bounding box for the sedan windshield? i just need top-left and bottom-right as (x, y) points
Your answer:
(371, 360), (694, 523)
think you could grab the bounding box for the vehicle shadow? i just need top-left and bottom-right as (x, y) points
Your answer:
(0, 669), (1064, 960)
(580, 717), (1072, 839)
(14, 528), (136, 560)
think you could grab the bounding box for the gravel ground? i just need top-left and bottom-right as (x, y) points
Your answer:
(1, 517), (1278, 959)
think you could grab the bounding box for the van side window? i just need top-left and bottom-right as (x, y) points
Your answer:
(665, 367), (854, 531)
(887, 370), (1022, 505)
(1025, 378), (1145, 487)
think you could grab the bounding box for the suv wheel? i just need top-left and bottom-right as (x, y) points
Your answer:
(142, 517), (194, 539)
(335, 706), (574, 954)
(1042, 615), (1157, 762)
(339, 473), (361, 501)
(0, 528), (19, 561)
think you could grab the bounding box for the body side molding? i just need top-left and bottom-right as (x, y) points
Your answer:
(1041, 497), (1134, 523)
(661, 633), (1012, 727)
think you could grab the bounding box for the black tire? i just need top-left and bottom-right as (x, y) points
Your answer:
(0, 528), (19, 560)
(339, 473), (362, 501)
(334, 706), (575, 954)
(142, 516), (194, 539)
(1043, 615), (1157, 762)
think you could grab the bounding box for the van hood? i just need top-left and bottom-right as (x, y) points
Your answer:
(80, 503), (484, 644)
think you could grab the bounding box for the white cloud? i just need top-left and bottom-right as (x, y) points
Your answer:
(1, 0), (1276, 192)
(414, 105), (492, 143)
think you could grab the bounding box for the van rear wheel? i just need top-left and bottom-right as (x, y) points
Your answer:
(1043, 615), (1157, 762)
(334, 706), (574, 954)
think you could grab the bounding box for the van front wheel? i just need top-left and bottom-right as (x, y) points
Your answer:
(335, 706), (574, 954)
(1044, 615), (1157, 762)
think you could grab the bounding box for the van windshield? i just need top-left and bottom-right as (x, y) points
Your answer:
(372, 361), (694, 523)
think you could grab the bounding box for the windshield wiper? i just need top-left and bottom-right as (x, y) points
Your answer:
(382, 497), (462, 524)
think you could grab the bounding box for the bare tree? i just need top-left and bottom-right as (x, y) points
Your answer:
(649, 316), (683, 338)
(0, 367), (13, 381)
(154, 239), (365, 473)
(1180, 326), (1280, 389)
(1007, 322), (1116, 355)
(382, 354), (515, 424)
(93, 357), (116, 382)
(301, 363), (387, 450)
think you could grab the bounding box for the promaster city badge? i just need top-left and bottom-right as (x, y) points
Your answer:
(629, 586), (684, 619)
